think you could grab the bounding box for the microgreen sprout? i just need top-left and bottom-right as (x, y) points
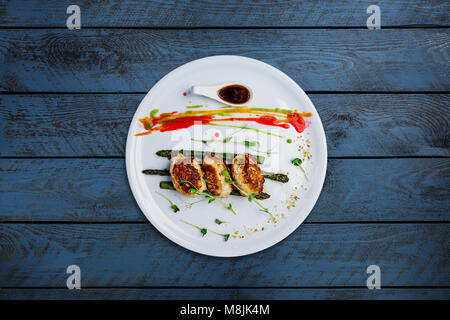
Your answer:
(211, 231), (230, 241)
(185, 198), (209, 209)
(248, 192), (276, 222)
(219, 233), (231, 241)
(180, 179), (237, 215)
(181, 220), (230, 241)
(155, 191), (180, 213)
(181, 220), (207, 237)
(292, 158), (309, 181)
(222, 170), (276, 222)
(215, 218), (229, 225)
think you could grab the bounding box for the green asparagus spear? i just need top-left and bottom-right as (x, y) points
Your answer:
(142, 169), (170, 176)
(261, 172), (290, 183)
(159, 181), (270, 200)
(143, 169), (289, 183)
(156, 149), (265, 164)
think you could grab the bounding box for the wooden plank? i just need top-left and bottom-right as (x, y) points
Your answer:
(1, 158), (448, 222)
(0, 29), (448, 92)
(1, 94), (448, 157)
(0, 223), (448, 287)
(1, 288), (449, 300)
(0, 0), (448, 27)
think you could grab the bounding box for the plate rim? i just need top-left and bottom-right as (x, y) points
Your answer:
(126, 55), (328, 257)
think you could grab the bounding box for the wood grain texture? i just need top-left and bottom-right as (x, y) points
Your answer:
(0, 0), (448, 27)
(0, 29), (449, 92)
(0, 223), (448, 287)
(0, 94), (448, 157)
(0, 158), (448, 222)
(1, 288), (449, 300)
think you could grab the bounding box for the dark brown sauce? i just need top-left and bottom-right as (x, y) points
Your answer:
(218, 85), (250, 104)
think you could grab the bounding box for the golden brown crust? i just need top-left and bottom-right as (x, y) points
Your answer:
(170, 153), (206, 197)
(202, 154), (233, 198)
(231, 153), (264, 196)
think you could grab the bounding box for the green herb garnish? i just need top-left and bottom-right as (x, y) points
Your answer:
(211, 231), (230, 241)
(181, 220), (230, 241)
(292, 158), (302, 166)
(181, 180), (237, 215)
(292, 158), (309, 181)
(185, 198), (208, 209)
(222, 170), (276, 222)
(155, 191), (180, 213)
(286, 139), (292, 144)
(181, 220), (207, 236)
(215, 218), (229, 225)
(248, 193), (276, 222)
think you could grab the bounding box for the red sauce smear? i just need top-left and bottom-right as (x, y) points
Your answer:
(136, 107), (312, 136)
(287, 113), (307, 133)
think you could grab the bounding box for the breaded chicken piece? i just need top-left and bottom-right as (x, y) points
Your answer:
(202, 154), (233, 198)
(231, 153), (265, 196)
(170, 153), (206, 197)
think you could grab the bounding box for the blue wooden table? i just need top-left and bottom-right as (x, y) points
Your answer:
(0, 0), (449, 300)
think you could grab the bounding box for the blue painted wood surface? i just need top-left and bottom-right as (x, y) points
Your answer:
(0, 224), (448, 287)
(0, 29), (448, 92)
(0, 0), (448, 27)
(0, 0), (449, 300)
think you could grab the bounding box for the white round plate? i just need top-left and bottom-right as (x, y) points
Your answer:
(126, 55), (327, 257)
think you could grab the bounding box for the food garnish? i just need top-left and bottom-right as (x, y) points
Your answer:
(155, 191), (180, 213)
(292, 158), (309, 181)
(222, 168), (275, 222)
(181, 220), (230, 241)
(180, 179), (237, 215)
(181, 220), (208, 237)
(136, 106), (312, 136)
(215, 218), (229, 225)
